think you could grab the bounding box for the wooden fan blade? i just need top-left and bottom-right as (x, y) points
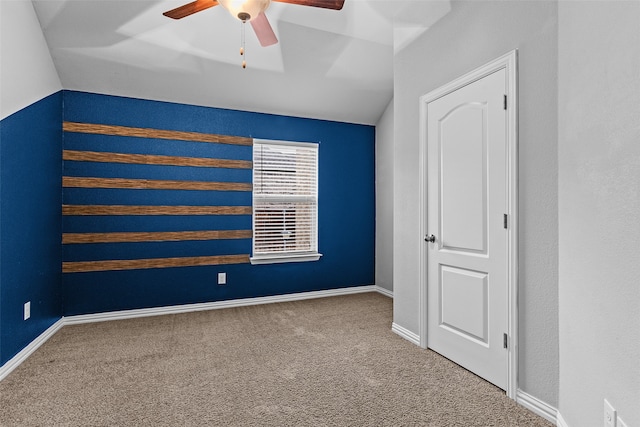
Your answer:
(273, 0), (344, 10)
(163, 0), (218, 19)
(250, 12), (278, 47)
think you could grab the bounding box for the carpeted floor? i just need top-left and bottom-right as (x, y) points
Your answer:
(0, 292), (552, 426)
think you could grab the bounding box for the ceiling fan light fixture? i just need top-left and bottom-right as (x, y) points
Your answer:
(218, 0), (271, 21)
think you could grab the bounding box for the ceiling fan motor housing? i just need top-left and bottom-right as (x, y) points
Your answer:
(218, 0), (271, 21)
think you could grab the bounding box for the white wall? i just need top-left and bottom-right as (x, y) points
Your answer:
(0, 0), (61, 120)
(393, 0), (559, 406)
(558, 2), (640, 426)
(375, 98), (394, 293)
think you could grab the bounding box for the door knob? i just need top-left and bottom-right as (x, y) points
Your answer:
(425, 234), (436, 243)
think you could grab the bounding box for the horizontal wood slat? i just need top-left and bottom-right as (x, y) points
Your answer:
(63, 177), (252, 192)
(63, 230), (252, 244)
(63, 122), (253, 146)
(62, 205), (252, 216)
(62, 254), (250, 273)
(63, 150), (252, 169)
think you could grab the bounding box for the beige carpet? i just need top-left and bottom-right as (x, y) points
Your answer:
(0, 292), (551, 426)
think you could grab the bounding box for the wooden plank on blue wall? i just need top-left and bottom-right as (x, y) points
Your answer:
(63, 122), (253, 146)
(63, 177), (252, 191)
(62, 254), (251, 273)
(62, 205), (252, 216)
(63, 150), (252, 169)
(63, 230), (253, 244)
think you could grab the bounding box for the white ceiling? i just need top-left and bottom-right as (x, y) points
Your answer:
(32, 0), (450, 125)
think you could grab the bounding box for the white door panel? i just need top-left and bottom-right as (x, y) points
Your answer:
(440, 102), (487, 254)
(426, 69), (508, 390)
(440, 265), (488, 344)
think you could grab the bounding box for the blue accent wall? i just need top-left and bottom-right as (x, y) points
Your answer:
(0, 92), (63, 365)
(62, 91), (375, 315)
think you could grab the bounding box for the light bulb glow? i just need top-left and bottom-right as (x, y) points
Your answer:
(218, 0), (271, 21)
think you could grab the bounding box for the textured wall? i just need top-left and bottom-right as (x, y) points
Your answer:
(0, 0), (63, 366)
(0, 93), (63, 365)
(0, 0), (61, 120)
(558, 2), (640, 426)
(375, 99), (394, 293)
(62, 91), (375, 315)
(393, 0), (559, 406)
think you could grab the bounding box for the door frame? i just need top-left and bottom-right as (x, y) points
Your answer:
(418, 50), (519, 399)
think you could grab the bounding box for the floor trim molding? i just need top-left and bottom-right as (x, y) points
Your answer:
(391, 322), (421, 346)
(556, 411), (570, 427)
(374, 285), (393, 298)
(516, 389), (558, 425)
(0, 319), (65, 382)
(1, 285), (381, 381)
(65, 285), (378, 325)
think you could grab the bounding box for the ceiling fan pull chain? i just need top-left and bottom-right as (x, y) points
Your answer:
(239, 13), (248, 69)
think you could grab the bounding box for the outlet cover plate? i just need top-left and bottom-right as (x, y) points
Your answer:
(24, 301), (31, 320)
(218, 272), (227, 285)
(604, 399), (617, 427)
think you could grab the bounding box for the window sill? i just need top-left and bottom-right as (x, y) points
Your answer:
(250, 253), (323, 265)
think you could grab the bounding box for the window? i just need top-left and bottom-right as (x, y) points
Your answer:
(251, 139), (321, 264)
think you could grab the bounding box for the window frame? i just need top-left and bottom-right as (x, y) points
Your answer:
(250, 139), (322, 265)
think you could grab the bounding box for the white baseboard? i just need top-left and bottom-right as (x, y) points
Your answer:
(556, 411), (570, 427)
(64, 285), (377, 325)
(0, 319), (65, 382)
(516, 389), (558, 425)
(374, 285), (393, 298)
(391, 322), (421, 346)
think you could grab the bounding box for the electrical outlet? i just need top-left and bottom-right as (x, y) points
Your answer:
(24, 301), (31, 320)
(218, 272), (227, 285)
(617, 416), (628, 427)
(604, 399), (617, 427)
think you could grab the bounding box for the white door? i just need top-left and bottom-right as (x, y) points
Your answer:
(426, 68), (509, 390)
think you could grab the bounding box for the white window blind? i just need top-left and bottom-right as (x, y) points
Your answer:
(251, 140), (321, 264)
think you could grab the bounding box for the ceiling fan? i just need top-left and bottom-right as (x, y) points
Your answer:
(163, 0), (345, 48)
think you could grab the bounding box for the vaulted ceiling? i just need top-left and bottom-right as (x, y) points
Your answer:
(32, 0), (450, 125)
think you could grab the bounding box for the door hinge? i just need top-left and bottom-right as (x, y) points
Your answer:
(503, 214), (508, 229)
(503, 94), (507, 110)
(503, 333), (508, 349)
